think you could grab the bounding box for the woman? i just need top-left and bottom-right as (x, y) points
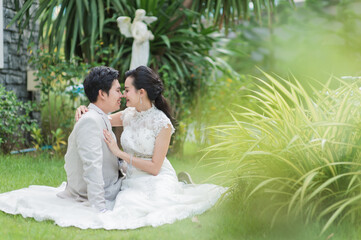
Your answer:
(76, 66), (226, 229)
(103, 64), (175, 177)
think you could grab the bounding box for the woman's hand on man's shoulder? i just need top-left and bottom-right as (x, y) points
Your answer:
(75, 105), (89, 122)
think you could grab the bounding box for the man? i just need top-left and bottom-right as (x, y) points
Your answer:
(57, 66), (123, 212)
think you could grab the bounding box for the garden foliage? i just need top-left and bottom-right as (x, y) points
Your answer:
(0, 85), (38, 154)
(205, 73), (361, 234)
(29, 51), (89, 149)
(9, 0), (298, 153)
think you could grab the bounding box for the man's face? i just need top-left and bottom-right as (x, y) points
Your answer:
(104, 80), (122, 113)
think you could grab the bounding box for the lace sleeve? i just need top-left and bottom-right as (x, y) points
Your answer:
(153, 112), (175, 137)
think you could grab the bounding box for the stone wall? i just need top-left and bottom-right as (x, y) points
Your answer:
(0, 0), (38, 101)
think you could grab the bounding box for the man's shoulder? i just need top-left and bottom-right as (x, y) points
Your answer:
(77, 109), (103, 126)
(83, 109), (103, 119)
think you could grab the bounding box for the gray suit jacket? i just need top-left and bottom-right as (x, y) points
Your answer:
(57, 104), (122, 211)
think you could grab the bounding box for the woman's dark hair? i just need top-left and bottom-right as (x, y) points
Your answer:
(83, 66), (119, 103)
(125, 66), (175, 124)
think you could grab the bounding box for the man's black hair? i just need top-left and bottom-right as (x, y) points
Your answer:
(83, 66), (119, 103)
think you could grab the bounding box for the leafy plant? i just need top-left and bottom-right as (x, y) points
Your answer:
(10, 0), (296, 60)
(0, 85), (38, 154)
(51, 128), (66, 153)
(30, 126), (66, 154)
(31, 127), (43, 150)
(204, 73), (361, 234)
(29, 50), (89, 138)
(190, 0), (292, 31)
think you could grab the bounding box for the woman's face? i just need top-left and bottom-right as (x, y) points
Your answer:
(124, 76), (140, 108)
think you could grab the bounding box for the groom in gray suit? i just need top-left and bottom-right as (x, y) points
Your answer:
(57, 66), (123, 212)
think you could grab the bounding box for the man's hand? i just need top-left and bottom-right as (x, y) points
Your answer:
(75, 105), (88, 122)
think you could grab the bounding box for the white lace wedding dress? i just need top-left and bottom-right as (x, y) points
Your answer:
(0, 105), (226, 229)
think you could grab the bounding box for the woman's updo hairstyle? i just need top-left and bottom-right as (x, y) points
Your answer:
(125, 66), (175, 124)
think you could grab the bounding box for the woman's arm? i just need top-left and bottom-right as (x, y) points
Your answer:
(75, 106), (123, 127)
(103, 125), (172, 176)
(109, 111), (123, 127)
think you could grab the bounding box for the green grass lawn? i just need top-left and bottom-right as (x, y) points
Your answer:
(0, 152), (360, 240)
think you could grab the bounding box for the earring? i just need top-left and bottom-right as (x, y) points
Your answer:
(139, 95), (142, 105)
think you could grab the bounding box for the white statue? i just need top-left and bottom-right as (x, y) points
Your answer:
(117, 9), (157, 70)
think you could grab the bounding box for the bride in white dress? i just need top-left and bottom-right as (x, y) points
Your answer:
(0, 66), (226, 229)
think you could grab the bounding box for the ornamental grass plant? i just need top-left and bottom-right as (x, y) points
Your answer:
(204, 72), (361, 234)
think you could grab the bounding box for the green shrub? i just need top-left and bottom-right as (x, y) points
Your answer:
(29, 51), (90, 142)
(0, 85), (38, 154)
(205, 73), (361, 234)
